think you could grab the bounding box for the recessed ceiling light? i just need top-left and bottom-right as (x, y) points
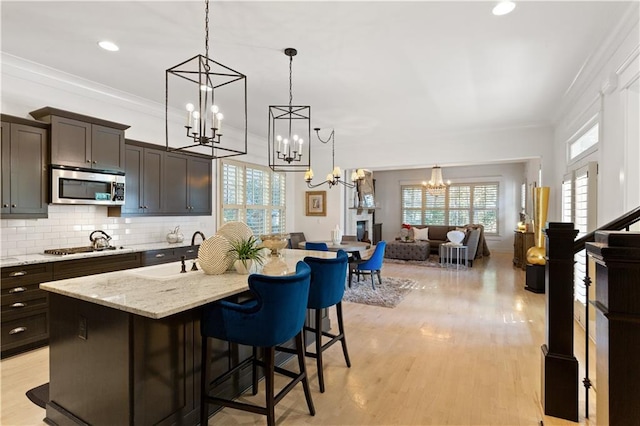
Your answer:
(98, 40), (119, 52)
(492, 1), (516, 16)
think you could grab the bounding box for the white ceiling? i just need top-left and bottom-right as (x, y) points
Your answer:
(0, 1), (635, 155)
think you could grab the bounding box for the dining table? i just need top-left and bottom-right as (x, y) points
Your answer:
(297, 241), (372, 287)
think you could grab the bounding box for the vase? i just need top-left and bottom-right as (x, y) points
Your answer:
(234, 259), (253, 274)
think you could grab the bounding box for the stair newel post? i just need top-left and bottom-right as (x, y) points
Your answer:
(541, 222), (579, 421)
(586, 231), (640, 426)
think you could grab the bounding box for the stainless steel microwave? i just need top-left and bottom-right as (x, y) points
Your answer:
(51, 166), (125, 205)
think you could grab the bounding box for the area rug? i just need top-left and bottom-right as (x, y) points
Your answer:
(344, 276), (417, 308)
(26, 383), (48, 409)
(384, 255), (442, 268)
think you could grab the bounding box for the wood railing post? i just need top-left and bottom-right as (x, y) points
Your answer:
(541, 222), (579, 421)
(586, 231), (640, 425)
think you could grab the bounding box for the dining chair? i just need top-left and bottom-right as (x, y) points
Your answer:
(302, 250), (351, 392)
(353, 241), (387, 289)
(200, 262), (315, 426)
(305, 241), (329, 251)
(288, 232), (306, 249)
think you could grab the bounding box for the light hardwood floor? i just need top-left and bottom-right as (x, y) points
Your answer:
(1, 252), (597, 425)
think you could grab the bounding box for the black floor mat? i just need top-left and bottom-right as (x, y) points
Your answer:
(26, 383), (48, 409)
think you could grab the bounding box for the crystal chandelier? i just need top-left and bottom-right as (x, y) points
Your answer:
(165, 0), (247, 158)
(268, 48), (311, 172)
(304, 128), (365, 189)
(423, 165), (449, 197)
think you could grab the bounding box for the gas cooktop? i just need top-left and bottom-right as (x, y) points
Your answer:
(44, 246), (116, 256)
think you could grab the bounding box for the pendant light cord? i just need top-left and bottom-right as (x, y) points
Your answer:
(289, 54), (293, 109)
(205, 0), (210, 59)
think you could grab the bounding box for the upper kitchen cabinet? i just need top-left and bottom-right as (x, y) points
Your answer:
(120, 142), (164, 215)
(1, 115), (49, 218)
(30, 107), (129, 173)
(164, 152), (212, 215)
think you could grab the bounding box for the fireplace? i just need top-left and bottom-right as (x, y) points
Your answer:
(356, 220), (368, 241)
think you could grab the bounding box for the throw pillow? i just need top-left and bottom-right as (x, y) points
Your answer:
(413, 227), (429, 241)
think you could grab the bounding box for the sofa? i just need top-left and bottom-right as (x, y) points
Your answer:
(385, 224), (490, 266)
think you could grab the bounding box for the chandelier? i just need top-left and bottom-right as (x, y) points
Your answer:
(268, 48), (311, 172)
(165, 0), (247, 158)
(423, 165), (449, 197)
(304, 128), (365, 189)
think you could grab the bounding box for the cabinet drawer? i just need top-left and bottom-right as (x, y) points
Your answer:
(1, 263), (53, 289)
(1, 290), (48, 317)
(1, 309), (48, 352)
(175, 245), (199, 260)
(142, 249), (178, 266)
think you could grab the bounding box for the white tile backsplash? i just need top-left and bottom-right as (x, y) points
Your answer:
(0, 205), (215, 258)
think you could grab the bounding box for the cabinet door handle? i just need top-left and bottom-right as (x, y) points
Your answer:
(86, 160), (91, 163)
(12, 204), (16, 208)
(11, 302), (26, 308)
(93, 161), (97, 164)
(3, 203), (7, 208)
(155, 253), (166, 258)
(186, 249), (194, 254)
(9, 327), (27, 335)
(9, 287), (26, 293)
(9, 271), (27, 277)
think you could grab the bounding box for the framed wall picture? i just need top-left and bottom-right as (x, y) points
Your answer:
(305, 191), (326, 216)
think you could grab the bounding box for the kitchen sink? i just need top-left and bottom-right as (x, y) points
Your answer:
(125, 261), (203, 281)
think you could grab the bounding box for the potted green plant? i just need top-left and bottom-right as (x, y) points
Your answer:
(227, 236), (265, 274)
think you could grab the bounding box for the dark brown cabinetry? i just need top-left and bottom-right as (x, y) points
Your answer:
(30, 107), (129, 172)
(1, 116), (49, 218)
(141, 245), (199, 266)
(122, 144), (164, 215)
(513, 231), (534, 269)
(1, 263), (53, 357)
(110, 141), (212, 217)
(165, 152), (212, 215)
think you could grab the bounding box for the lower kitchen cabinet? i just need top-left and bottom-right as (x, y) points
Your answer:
(1, 263), (53, 358)
(141, 245), (199, 266)
(0, 247), (203, 358)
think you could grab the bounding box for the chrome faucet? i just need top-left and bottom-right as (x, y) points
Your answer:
(191, 231), (205, 246)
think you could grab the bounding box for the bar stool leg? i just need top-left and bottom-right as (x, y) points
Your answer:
(336, 302), (351, 367)
(314, 308), (325, 393)
(264, 347), (276, 426)
(252, 346), (259, 395)
(296, 331), (316, 415)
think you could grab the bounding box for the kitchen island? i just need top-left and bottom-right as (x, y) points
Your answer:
(40, 249), (335, 426)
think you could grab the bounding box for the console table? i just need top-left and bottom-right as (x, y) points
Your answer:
(513, 231), (534, 269)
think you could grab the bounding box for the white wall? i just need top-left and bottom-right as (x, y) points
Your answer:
(551, 6), (640, 225)
(373, 162), (527, 253)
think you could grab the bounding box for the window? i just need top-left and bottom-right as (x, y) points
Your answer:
(569, 120), (599, 161)
(221, 159), (286, 235)
(561, 162), (597, 305)
(401, 182), (499, 234)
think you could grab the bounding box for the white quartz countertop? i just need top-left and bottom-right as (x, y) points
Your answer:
(39, 249), (336, 319)
(0, 241), (197, 268)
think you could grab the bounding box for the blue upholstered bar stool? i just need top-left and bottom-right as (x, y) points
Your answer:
(200, 262), (315, 426)
(305, 241), (329, 251)
(303, 250), (351, 393)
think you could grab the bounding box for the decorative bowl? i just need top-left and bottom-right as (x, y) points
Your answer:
(260, 234), (290, 256)
(447, 230), (465, 245)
